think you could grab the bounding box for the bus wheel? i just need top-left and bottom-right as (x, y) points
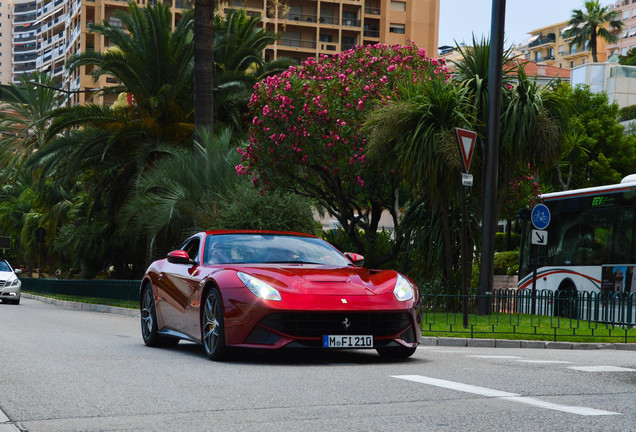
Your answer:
(555, 282), (578, 319)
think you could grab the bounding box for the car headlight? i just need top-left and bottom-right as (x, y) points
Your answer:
(394, 274), (414, 301)
(10, 278), (20, 287)
(237, 272), (281, 301)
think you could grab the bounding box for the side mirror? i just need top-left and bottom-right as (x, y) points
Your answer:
(344, 252), (365, 266)
(167, 250), (196, 265)
(14, 269), (22, 274)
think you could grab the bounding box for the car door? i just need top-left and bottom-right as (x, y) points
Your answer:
(156, 236), (204, 339)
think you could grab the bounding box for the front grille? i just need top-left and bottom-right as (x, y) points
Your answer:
(0, 281), (6, 287)
(259, 312), (412, 338)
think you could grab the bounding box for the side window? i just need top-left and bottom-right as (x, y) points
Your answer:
(182, 238), (201, 263)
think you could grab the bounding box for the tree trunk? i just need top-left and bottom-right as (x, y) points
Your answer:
(194, 0), (216, 137)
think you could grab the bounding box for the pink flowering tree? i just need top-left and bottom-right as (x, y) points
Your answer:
(237, 44), (447, 263)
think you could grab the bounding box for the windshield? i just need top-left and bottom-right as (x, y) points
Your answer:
(203, 234), (352, 266)
(0, 261), (11, 272)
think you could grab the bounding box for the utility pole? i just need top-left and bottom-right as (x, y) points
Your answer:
(478, 0), (506, 315)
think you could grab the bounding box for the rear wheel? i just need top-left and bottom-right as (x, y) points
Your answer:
(555, 282), (578, 319)
(202, 288), (227, 361)
(140, 284), (179, 347)
(376, 346), (417, 359)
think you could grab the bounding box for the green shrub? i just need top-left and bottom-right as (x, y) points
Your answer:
(494, 251), (520, 276)
(216, 184), (320, 234)
(495, 232), (520, 251)
(619, 104), (636, 121)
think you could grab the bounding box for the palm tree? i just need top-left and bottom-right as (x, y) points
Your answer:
(120, 127), (240, 261)
(364, 73), (474, 291)
(67, 2), (195, 140)
(0, 72), (65, 169)
(564, 0), (623, 63)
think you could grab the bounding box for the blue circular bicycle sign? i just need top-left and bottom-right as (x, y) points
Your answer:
(531, 204), (550, 230)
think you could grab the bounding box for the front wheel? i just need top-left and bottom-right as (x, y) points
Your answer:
(140, 284), (178, 347)
(376, 346), (417, 359)
(202, 288), (227, 361)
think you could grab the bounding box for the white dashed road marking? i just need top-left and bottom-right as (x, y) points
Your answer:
(516, 360), (573, 364)
(569, 366), (636, 372)
(392, 375), (621, 416)
(0, 408), (19, 432)
(468, 355), (523, 359)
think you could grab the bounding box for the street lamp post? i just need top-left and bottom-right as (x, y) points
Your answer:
(478, 0), (506, 315)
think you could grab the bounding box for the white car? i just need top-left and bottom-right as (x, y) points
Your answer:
(0, 260), (21, 305)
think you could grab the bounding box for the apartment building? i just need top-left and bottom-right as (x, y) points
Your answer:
(6, 0), (438, 105)
(232, 0), (439, 65)
(608, 0), (636, 57)
(521, 20), (606, 70)
(0, 0), (11, 83)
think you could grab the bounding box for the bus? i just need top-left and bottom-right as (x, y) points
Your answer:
(517, 175), (636, 322)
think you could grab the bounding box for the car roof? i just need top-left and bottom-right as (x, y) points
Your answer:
(203, 229), (317, 238)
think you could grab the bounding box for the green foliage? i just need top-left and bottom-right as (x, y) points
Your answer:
(494, 232), (520, 252)
(550, 83), (636, 190)
(322, 228), (396, 267)
(242, 43), (446, 266)
(493, 251), (520, 276)
(619, 104), (636, 121)
(216, 183), (320, 234)
(619, 48), (636, 66)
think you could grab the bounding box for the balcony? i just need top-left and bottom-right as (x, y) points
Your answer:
(529, 33), (555, 48)
(364, 6), (380, 14)
(279, 39), (317, 49)
(319, 16), (339, 25)
(341, 18), (361, 27)
(283, 12), (318, 23)
(363, 29), (379, 38)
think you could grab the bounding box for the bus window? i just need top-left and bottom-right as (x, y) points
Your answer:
(610, 207), (636, 263)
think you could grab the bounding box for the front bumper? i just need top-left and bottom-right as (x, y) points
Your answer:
(0, 286), (21, 301)
(235, 310), (420, 349)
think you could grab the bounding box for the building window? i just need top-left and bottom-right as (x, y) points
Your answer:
(623, 47), (629, 55)
(390, 1), (406, 12)
(536, 51), (543, 61)
(624, 10), (630, 20)
(389, 23), (405, 34)
(631, 26), (636, 37)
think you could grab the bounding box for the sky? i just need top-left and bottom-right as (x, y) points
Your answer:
(438, 0), (604, 49)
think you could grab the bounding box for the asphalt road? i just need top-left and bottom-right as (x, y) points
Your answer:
(0, 298), (635, 432)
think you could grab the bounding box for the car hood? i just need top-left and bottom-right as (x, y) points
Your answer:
(232, 265), (398, 296)
(0, 270), (16, 281)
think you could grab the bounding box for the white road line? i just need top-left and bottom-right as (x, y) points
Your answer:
(516, 360), (573, 364)
(392, 375), (620, 416)
(468, 355), (523, 359)
(569, 366), (636, 372)
(0, 408), (19, 432)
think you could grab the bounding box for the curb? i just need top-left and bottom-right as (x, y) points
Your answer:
(422, 336), (636, 351)
(22, 293), (140, 318)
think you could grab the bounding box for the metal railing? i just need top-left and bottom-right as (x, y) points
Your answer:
(421, 289), (635, 343)
(21, 278), (140, 306)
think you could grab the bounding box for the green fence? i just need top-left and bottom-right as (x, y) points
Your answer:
(20, 277), (141, 308)
(422, 289), (636, 343)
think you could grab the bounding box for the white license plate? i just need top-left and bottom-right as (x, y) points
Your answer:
(322, 335), (373, 348)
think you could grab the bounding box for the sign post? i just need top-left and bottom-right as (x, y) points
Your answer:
(530, 204), (550, 314)
(456, 128), (477, 328)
